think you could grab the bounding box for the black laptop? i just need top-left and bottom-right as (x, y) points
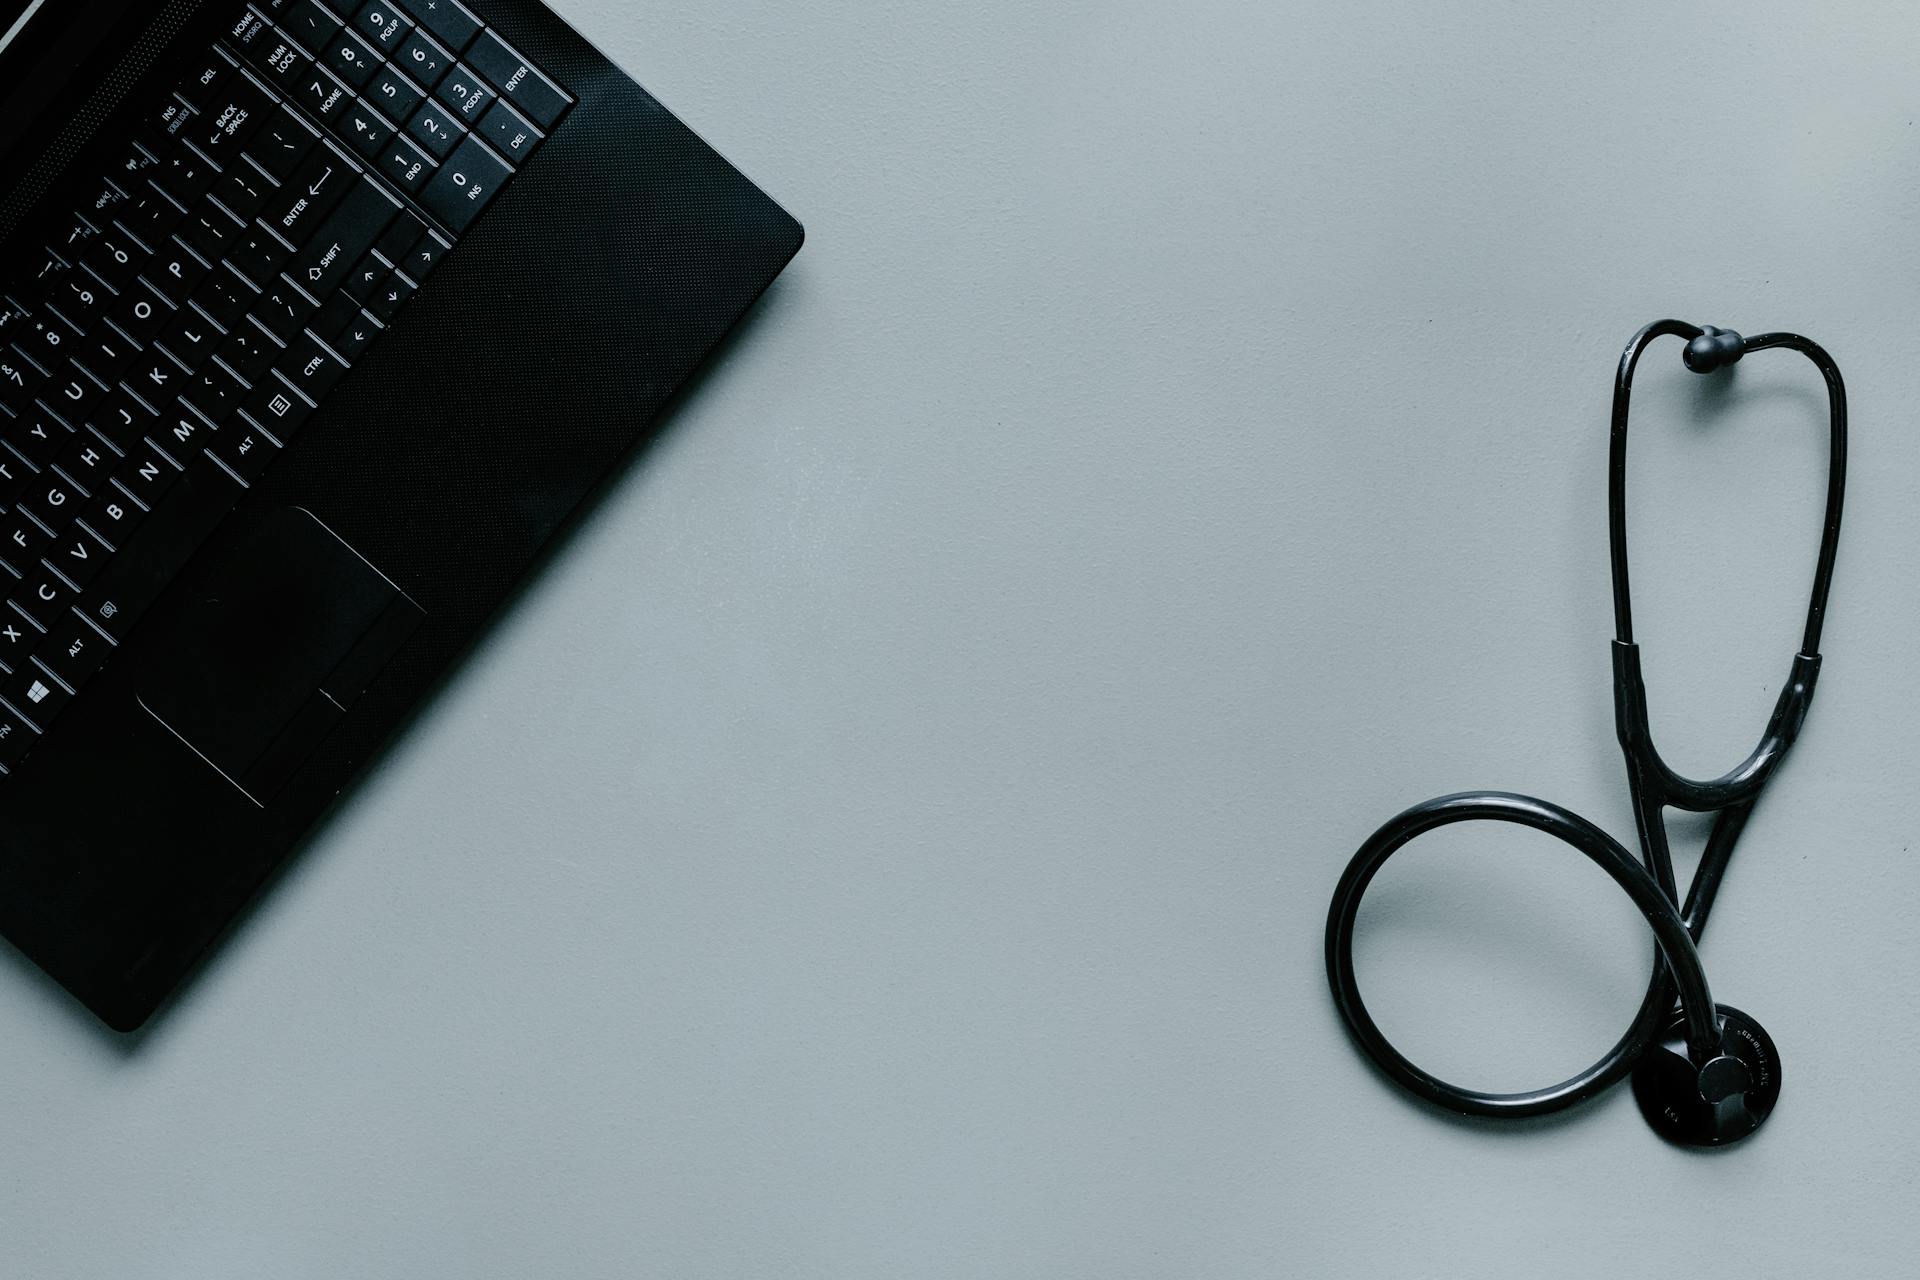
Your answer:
(0, 0), (802, 1029)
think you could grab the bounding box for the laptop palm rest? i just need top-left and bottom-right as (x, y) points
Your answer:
(137, 506), (423, 807)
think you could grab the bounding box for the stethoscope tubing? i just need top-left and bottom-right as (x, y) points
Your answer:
(1325, 792), (1703, 1117)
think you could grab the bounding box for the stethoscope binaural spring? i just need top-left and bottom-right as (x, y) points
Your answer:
(1324, 320), (1846, 1147)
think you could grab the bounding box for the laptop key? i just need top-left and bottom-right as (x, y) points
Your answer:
(477, 99), (539, 164)
(0, 511), (48, 573)
(366, 65), (426, 123)
(45, 369), (100, 426)
(464, 30), (569, 130)
(193, 268), (256, 330)
(372, 135), (433, 194)
(113, 440), (184, 510)
(406, 101), (462, 159)
(121, 187), (188, 248)
(400, 229), (448, 280)
(211, 422), (279, 482)
(213, 165), (275, 222)
(74, 330), (137, 387)
(419, 133), (509, 233)
(340, 99), (397, 158)
(219, 322), (281, 383)
(53, 434), (115, 492)
(13, 563), (77, 631)
(8, 407), (69, 468)
(39, 612), (112, 690)
(87, 388), (157, 452)
(0, 351), (43, 415)
(107, 282), (170, 349)
(247, 105), (320, 181)
(279, 331), (348, 400)
(16, 316), (76, 375)
(229, 224), (293, 287)
(184, 362), (247, 422)
(0, 701), (39, 769)
(402, 0), (479, 51)
(45, 526), (108, 588)
(152, 148), (218, 204)
(20, 471), (88, 530)
(0, 298), (32, 343)
(81, 486), (144, 547)
(176, 49), (235, 111)
(280, 0), (343, 55)
(145, 241), (210, 307)
(81, 229), (146, 290)
(329, 310), (380, 361)
(435, 64), (493, 123)
(196, 73), (274, 164)
(264, 144), (354, 244)
(5, 662), (71, 729)
(295, 64), (356, 121)
(258, 276), (318, 343)
(242, 373), (312, 434)
(364, 271), (414, 323)
(179, 202), (245, 263)
(321, 28), (382, 89)
(353, 1), (414, 52)
(394, 27), (453, 89)
(342, 252), (386, 303)
(158, 308), (220, 366)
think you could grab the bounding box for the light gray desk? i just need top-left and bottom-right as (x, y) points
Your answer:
(4, 1), (1917, 1274)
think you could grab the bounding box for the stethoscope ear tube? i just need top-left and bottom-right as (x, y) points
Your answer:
(1327, 322), (1846, 1145)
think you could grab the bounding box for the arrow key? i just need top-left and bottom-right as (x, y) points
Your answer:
(330, 309), (381, 362)
(364, 270), (415, 324)
(403, 228), (451, 280)
(342, 251), (387, 303)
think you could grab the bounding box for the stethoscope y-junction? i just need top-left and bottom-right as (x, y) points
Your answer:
(1324, 320), (1846, 1146)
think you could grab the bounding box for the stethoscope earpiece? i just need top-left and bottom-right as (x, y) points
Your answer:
(1630, 1005), (1782, 1147)
(1682, 324), (1746, 373)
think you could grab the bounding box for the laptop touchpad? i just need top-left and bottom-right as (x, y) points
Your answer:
(138, 506), (423, 807)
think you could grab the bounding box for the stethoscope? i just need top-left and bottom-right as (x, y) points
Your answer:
(1324, 320), (1846, 1147)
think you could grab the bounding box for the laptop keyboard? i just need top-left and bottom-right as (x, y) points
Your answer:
(0, 0), (570, 778)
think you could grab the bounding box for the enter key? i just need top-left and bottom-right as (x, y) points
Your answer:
(290, 177), (402, 296)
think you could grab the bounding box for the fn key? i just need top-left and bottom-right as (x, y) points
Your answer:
(419, 134), (512, 233)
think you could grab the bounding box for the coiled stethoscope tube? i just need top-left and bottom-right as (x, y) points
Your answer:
(1324, 321), (1845, 1146)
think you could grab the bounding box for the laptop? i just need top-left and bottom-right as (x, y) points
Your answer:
(0, 0), (802, 1030)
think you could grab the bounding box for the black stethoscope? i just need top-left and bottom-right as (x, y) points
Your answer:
(1324, 320), (1846, 1147)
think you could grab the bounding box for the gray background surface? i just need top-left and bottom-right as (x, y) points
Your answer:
(4, 0), (1918, 1275)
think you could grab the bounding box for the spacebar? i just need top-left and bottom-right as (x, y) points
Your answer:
(79, 457), (244, 643)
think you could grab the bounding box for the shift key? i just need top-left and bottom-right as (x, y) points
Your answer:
(290, 177), (401, 295)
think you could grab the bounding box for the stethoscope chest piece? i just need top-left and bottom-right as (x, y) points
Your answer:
(1630, 1004), (1782, 1147)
